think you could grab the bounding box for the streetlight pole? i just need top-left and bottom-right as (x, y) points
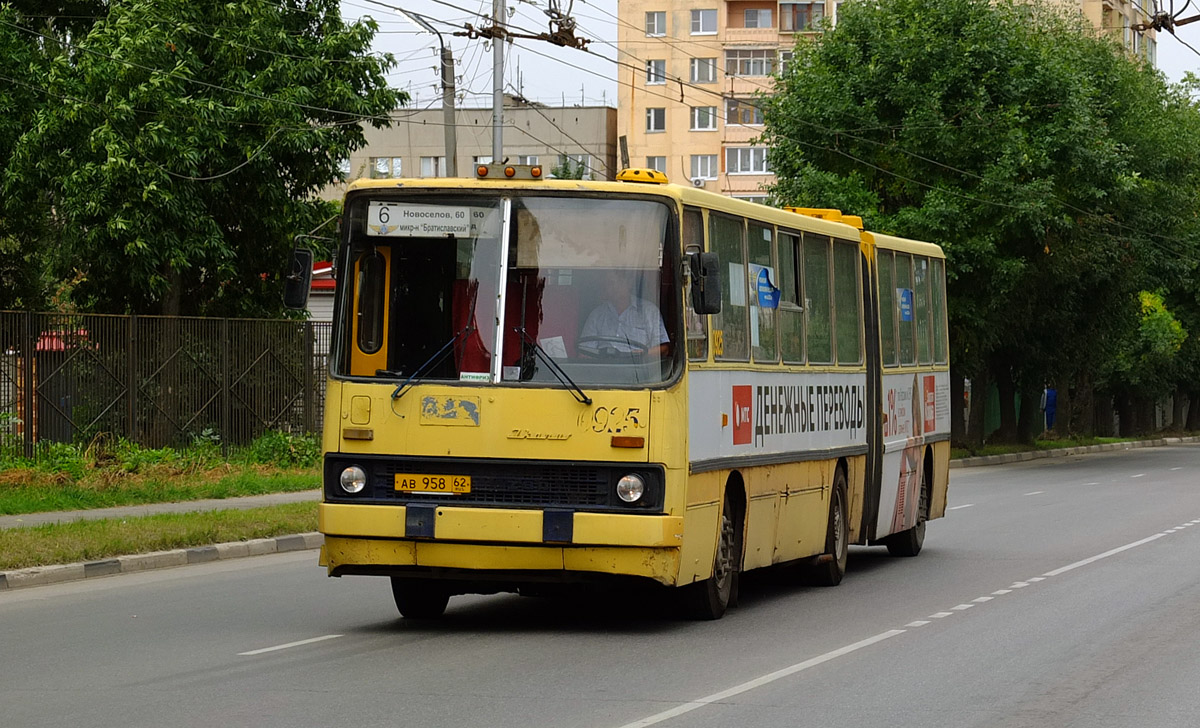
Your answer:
(396, 9), (458, 177)
(492, 0), (504, 161)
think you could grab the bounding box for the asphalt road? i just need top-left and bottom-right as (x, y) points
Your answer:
(2, 445), (1198, 728)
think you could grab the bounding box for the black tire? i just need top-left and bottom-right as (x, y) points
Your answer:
(681, 491), (740, 620)
(390, 578), (450, 619)
(886, 466), (928, 558)
(811, 468), (849, 587)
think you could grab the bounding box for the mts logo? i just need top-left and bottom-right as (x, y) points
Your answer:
(732, 386), (753, 445)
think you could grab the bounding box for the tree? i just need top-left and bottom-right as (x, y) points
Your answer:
(762, 0), (1200, 444)
(5, 0), (404, 317)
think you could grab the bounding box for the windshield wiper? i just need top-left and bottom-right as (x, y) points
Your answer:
(391, 326), (472, 400)
(516, 327), (592, 405)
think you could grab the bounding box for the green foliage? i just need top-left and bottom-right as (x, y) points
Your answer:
(762, 0), (1200, 430)
(550, 159), (587, 179)
(235, 431), (321, 468)
(2, 0), (405, 316)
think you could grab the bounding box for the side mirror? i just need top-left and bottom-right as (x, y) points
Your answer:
(689, 251), (722, 315)
(283, 248), (314, 310)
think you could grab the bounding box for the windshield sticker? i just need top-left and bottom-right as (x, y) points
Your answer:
(420, 396), (481, 426)
(459, 372), (490, 382)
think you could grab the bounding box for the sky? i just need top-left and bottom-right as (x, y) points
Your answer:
(342, 0), (1198, 111)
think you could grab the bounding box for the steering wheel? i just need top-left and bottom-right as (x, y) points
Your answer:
(576, 335), (650, 360)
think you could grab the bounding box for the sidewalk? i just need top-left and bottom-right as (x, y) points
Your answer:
(3, 437), (1198, 591)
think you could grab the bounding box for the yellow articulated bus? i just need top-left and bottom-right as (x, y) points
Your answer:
(308, 165), (950, 620)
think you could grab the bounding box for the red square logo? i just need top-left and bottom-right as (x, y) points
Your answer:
(732, 386), (753, 445)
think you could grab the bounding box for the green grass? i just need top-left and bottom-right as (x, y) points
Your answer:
(951, 436), (1140, 459)
(0, 502), (318, 571)
(0, 466), (319, 515)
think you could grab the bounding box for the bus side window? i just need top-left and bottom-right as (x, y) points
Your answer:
(932, 257), (948, 364)
(749, 223), (778, 363)
(683, 207), (708, 361)
(833, 240), (862, 365)
(896, 253), (916, 365)
(778, 232), (804, 363)
(711, 214), (749, 361)
(804, 234), (833, 364)
(878, 251), (898, 367)
(914, 255), (933, 365)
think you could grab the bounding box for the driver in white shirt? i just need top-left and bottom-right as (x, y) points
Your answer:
(579, 269), (670, 357)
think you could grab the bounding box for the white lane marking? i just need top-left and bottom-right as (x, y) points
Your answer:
(951, 604), (974, 611)
(1025, 491), (1045, 496)
(1042, 533), (1167, 577)
(615, 631), (905, 728)
(906, 620), (931, 628)
(992, 589), (1012, 595)
(1132, 474), (1145, 479)
(947, 504), (975, 510)
(1027, 577), (1045, 582)
(1085, 482), (1100, 486)
(1170, 467), (1182, 471)
(238, 634), (343, 656)
(1010, 582), (1029, 589)
(930, 612), (953, 618)
(1167, 529), (1179, 533)
(972, 596), (994, 603)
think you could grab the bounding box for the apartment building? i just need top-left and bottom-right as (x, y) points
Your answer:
(616, 0), (1155, 202)
(321, 98), (618, 201)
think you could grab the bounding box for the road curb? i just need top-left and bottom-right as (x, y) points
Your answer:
(0, 532), (324, 591)
(950, 435), (1200, 469)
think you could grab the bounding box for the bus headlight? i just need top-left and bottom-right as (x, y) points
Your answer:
(616, 474), (646, 503)
(339, 465), (367, 494)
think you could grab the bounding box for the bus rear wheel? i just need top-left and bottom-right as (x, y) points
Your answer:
(886, 468), (928, 557)
(681, 491), (740, 620)
(810, 468), (849, 587)
(390, 577), (450, 619)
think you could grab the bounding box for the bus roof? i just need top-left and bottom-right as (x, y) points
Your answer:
(343, 176), (864, 241)
(864, 231), (946, 259)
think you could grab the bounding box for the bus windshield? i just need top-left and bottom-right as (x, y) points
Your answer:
(338, 193), (680, 387)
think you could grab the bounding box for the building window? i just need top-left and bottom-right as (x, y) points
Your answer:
(645, 11), (666, 36)
(779, 50), (794, 76)
(832, 0), (846, 25)
(646, 59), (666, 84)
(517, 155), (539, 165)
(690, 106), (718, 131)
(691, 154), (718, 180)
(726, 147), (770, 174)
(725, 49), (775, 77)
(781, 2), (824, 31)
(690, 57), (717, 83)
(745, 9), (773, 28)
(473, 155), (493, 165)
(420, 156), (446, 177)
(337, 158), (352, 179)
(691, 9), (717, 34)
(733, 195), (769, 205)
(726, 99), (764, 125)
(646, 107), (666, 132)
(646, 156), (667, 173)
(370, 156), (402, 178)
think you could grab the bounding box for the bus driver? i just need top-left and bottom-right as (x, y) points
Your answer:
(578, 269), (670, 357)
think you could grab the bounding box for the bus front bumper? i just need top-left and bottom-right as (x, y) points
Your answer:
(319, 503), (685, 585)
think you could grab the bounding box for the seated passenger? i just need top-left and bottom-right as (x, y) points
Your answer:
(579, 270), (670, 357)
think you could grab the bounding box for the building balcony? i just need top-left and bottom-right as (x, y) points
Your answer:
(722, 27), (782, 45)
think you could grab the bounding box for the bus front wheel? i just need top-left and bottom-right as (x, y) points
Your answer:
(390, 577), (450, 619)
(810, 468), (849, 587)
(681, 491), (741, 620)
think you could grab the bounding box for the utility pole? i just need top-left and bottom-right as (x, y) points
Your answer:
(492, 0), (505, 161)
(396, 8), (458, 177)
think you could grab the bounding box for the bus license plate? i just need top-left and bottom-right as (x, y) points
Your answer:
(395, 474), (471, 494)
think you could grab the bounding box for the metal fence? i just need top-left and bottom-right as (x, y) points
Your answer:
(0, 312), (331, 457)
